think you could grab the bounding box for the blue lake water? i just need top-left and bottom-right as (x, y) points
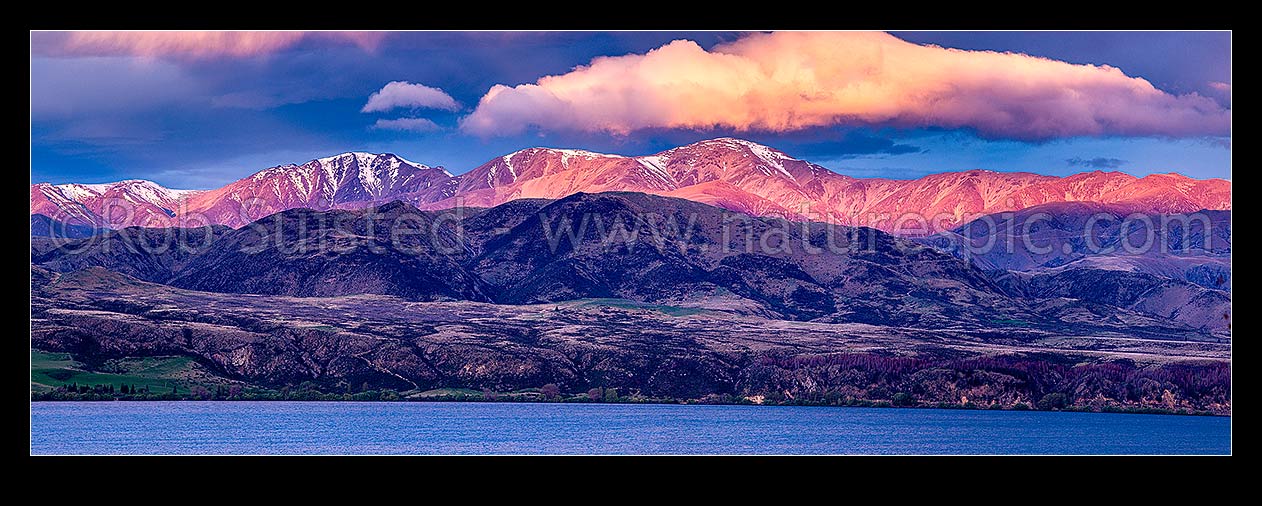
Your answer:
(30, 401), (1230, 455)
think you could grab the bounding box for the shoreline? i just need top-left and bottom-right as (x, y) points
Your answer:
(28, 395), (1229, 417)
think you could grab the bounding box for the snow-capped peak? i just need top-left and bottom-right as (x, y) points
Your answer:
(234, 152), (453, 203)
(312, 152), (431, 170)
(550, 148), (619, 168)
(51, 183), (104, 201)
(50, 179), (197, 203)
(317, 151), (377, 166)
(683, 138), (796, 181)
(353, 152), (378, 169)
(688, 137), (780, 152)
(550, 148), (621, 158)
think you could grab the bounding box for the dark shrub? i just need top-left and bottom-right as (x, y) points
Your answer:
(1037, 392), (1069, 410)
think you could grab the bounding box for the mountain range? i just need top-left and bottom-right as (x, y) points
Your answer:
(31, 153), (1232, 408)
(32, 192), (1230, 335)
(922, 203), (1231, 291)
(31, 138), (1231, 233)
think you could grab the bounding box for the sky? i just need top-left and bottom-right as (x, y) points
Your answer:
(30, 31), (1231, 189)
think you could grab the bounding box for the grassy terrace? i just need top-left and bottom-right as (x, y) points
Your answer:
(31, 350), (233, 394)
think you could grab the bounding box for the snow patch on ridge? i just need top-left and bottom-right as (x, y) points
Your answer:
(555, 148), (620, 168)
(738, 141), (795, 181)
(634, 155), (677, 190)
(490, 154), (518, 186)
(698, 137), (797, 181)
(55, 184), (101, 201)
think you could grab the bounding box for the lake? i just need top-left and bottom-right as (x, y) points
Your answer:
(30, 401), (1230, 455)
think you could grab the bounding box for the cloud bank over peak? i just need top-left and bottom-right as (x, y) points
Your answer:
(460, 31), (1231, 141)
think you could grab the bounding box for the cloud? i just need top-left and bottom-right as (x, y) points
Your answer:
(361, 81), (460, 113)
(31, 57), (202, 119)
(48, 118), (167, 146)
(461, 31), (1231, 141)
(1066, 157), (1128, 169)
(371, 117), (442, 132)
(1205, 81), (1232, 108)
(32, 31), (384, 59)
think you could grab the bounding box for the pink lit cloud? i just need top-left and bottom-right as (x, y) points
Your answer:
(361, 81), (460, 113)
(460, 31), (1231, 140)
(33, 31), (385, 59)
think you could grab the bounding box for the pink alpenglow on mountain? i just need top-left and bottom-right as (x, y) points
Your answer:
(423, 138), (1231, 233)
(31, 139), (1231, 233)
(31, 180), (203, 228)
(33, 153), (453, 228)
(182, 152), (454, 227)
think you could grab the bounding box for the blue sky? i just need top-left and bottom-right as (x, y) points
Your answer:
(30, 31), (1231, 188)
